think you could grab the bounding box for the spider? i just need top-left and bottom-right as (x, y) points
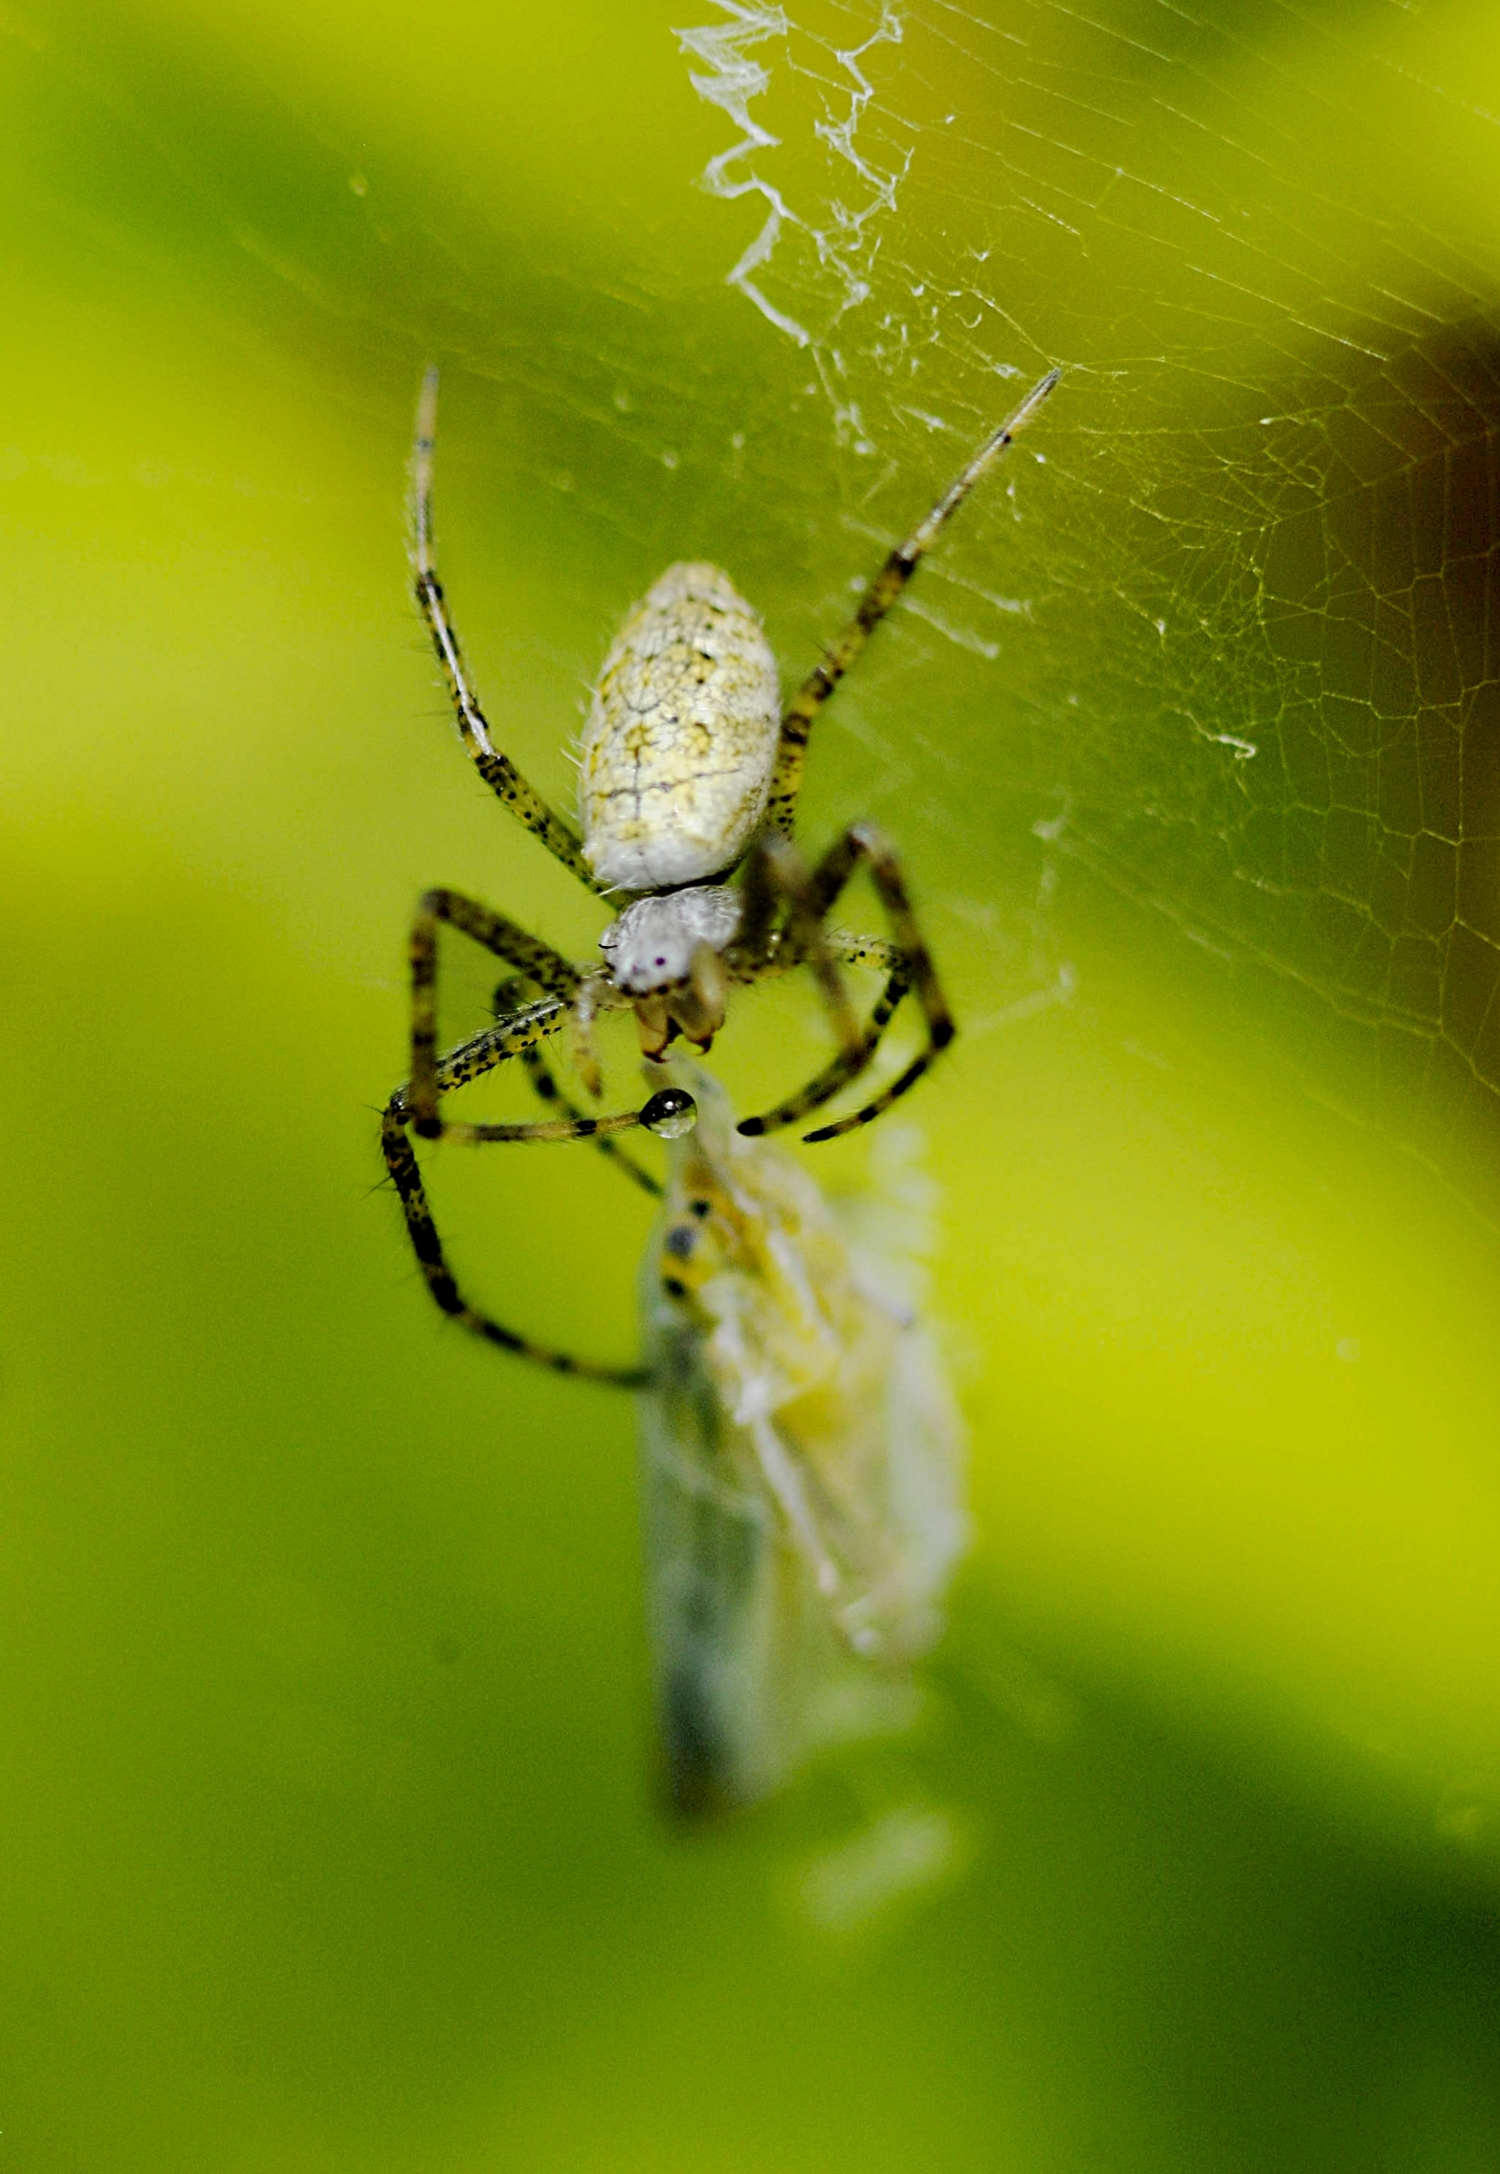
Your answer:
(382, 364), (1059, 1381)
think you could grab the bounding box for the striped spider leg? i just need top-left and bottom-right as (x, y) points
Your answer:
(382, 979), (693, 1386)
(762, 364), (1060, 836)
(408, 370), (603, 890)
(727, 821), (952, 1141)
(496, 977), (664, 1202)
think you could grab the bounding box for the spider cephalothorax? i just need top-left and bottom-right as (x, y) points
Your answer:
(382, 364), (1058, 1376)
(596, 882), (742, 1053)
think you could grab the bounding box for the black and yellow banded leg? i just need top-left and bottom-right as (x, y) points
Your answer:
(517, 1045), (663, 1195)
(516, 1045), (663, 1198)
(738, 820), (955, 1141)
(448, 1102), (686, 1145)
(764, 367), (1060, 836)
(392, 992), (695, 1148)
(407, 887), (583, 1137)
(409, 369), (604, 895)
(381, 1102), (647, 1386)
(384, 997), (691, 1381)
(737, 962), (912, 1140)
(802, 823), (954, 1141)
(485, 975), (662, 1196)
(732, 830), (863, 1058)
(395, 992), (565, 1113)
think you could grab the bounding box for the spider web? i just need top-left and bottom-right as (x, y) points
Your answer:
(10, 0), (1499, 1218)
(673, 0), (1500, 1219)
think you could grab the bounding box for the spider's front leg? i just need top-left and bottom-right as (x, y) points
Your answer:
(494, 975), (663, 1199)
(383, 991), (693, 1383)
(399, 891), (691, 1145)
(736, 820), (954, 1142)
(733, 830), (864, 1056)
(383, 998), (634, 1381)
(405, 888), (586, 1138)
(409, 370), (605, 895)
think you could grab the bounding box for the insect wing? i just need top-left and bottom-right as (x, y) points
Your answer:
(638, 1311), (837, 1814)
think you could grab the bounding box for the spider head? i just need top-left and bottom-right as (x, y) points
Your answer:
(599, 884), (741, 996)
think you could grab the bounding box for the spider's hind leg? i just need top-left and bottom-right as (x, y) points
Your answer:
(764, 367), (1059, 835)
(736, 819), (954, 1141)
(733, 830), (863, 1059)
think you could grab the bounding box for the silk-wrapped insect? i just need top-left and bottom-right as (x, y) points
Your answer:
(637, 1067), (967, 1815)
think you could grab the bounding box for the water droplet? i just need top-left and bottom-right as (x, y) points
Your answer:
(642, 1088), (697, 1140)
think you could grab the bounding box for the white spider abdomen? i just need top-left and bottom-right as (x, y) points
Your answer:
(578, 562), (780, 891)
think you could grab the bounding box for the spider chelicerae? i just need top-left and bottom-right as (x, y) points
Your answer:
(382, 364), (1059, 1381)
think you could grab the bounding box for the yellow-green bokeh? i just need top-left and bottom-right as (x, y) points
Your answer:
(4, 0), (1500, 2167)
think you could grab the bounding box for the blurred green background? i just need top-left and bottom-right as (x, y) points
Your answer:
(4, 0), (1500, 2165)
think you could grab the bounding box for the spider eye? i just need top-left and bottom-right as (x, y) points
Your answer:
(641, 1088), (697, 1140)
(664, 1224), (695, 1258)
(662, 1275), (688, 1300)
(689, 1198), (711, 1218)
(654, 955), (666, 968)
